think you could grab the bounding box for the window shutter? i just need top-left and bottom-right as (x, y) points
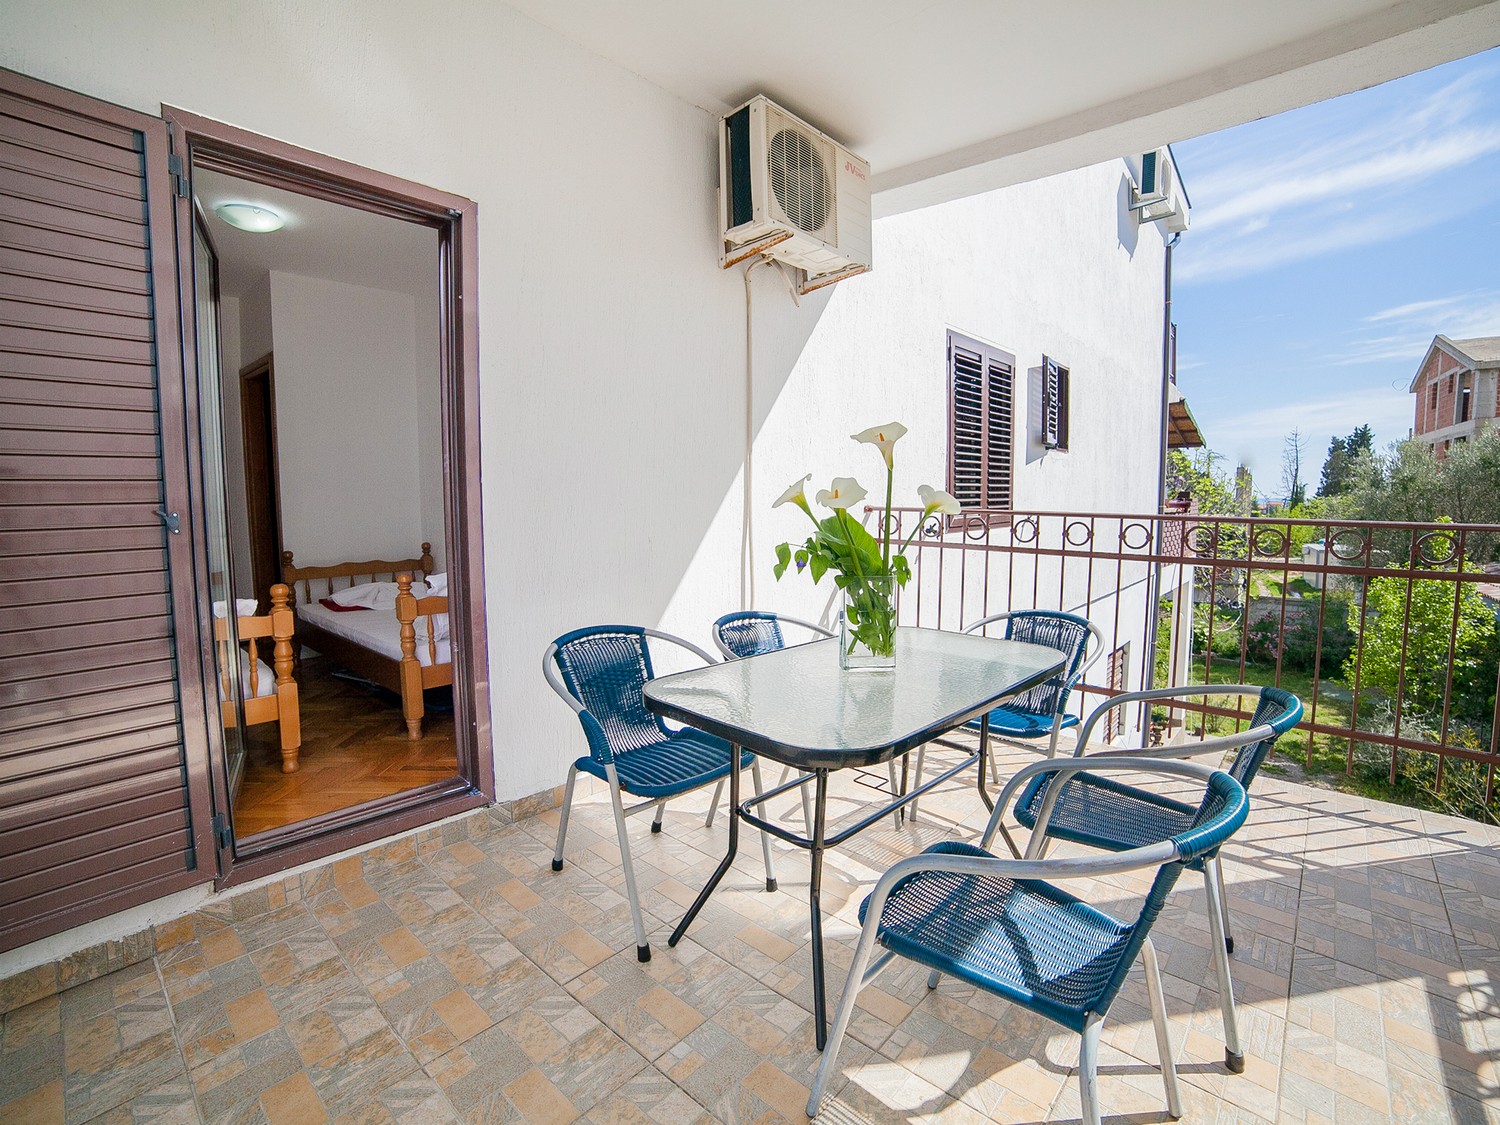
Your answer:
(947, 331), (1013, 516)
(948, 338), (985, 509)
(1042, 356), (1069, 450)
(0, 70), (210, 952)
(984, 353), (1013, 509)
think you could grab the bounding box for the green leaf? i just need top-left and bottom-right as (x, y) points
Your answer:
(808, 553), (827, 583)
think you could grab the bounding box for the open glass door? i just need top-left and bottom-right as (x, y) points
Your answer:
(192, 213), (248, 798)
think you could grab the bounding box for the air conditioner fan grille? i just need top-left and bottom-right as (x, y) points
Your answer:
(768, 127), (830, 233)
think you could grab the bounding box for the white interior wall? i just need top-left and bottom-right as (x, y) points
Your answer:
(215, 295), (254, 599)
(238, 276), (272, 364)
(414, 286), (445, 571)
(267, 272), (424, 564)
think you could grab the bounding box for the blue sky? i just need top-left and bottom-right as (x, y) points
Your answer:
(1171, 46), (1500, 496)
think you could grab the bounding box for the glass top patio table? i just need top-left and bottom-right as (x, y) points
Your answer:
(644, 625), (1066, 1048)
(644, 625), (1067, 770)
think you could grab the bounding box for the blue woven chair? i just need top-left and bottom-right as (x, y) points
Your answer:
(712, 609), (832, 661)
(544, 625), (777, 962)
(711, 611), (841, 834)
(908, 610), (1101, 820)
(1008, 684), (1303, 1071)
(808, 758), (1249, 1123)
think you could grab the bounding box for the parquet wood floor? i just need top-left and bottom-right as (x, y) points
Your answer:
(231, 656), (458, 837)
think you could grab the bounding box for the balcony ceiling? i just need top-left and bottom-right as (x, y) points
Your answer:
(506, 0), (1500, 214)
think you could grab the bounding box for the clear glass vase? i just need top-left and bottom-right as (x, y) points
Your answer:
(839, 573), (897, 671)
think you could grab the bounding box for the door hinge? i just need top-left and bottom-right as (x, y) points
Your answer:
(167, 153), (189, 198)
(212, 813), (232, 850)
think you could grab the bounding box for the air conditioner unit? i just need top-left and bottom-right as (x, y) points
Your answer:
(1131, 146), (1190, 233)
(719, 95), (872, 293)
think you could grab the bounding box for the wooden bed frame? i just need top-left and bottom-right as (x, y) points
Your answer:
(219, 582), (302, 772)
(280, 543), (452, 740)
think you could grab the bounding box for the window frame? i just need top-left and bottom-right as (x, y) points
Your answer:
(946, 330), (1015, 528)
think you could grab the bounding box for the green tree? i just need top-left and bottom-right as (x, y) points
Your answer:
(1342, 429), (1500, 562)
(1166, 448), (1236, 515)
(1318, 434), (1350, 498)
(1348, 571), (1499, 722)
(1316, 425), (1371, 497)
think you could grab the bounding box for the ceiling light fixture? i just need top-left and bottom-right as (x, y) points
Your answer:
(215, 203), (284, 233)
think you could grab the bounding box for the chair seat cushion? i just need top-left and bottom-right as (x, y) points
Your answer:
(574, 727), (750, 798)
(966, 707), (1079, 739)
(862, 841), (1133, 1033)
(1015, 770), (1201, 866)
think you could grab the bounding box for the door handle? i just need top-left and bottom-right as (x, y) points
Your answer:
(155, 507), (181, 534)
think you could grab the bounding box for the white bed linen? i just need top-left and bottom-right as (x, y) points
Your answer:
(220, 658), (278, 701)
(297, 600), (451, 667)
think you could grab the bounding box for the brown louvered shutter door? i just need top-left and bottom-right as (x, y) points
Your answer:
(0, 69), (211, 952)
(984, 353), (1013, 509)
(948, 335), (985, 509)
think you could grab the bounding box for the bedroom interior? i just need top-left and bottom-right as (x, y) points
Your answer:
(192, 166), (460, 842)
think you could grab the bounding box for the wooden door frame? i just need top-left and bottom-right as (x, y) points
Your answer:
(162, 106), (493, 887)
(238, 353), (284, 606)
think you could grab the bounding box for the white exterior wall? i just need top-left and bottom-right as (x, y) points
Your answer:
(717, 162), (1168, 713)
(1, 6), (1165, 830)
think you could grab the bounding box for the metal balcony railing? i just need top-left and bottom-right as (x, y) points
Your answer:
(867, 505), (1500, 817)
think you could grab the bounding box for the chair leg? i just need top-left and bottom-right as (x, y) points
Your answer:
(1143, 938), (1182, 1118)
(1078, 1014), (1103, 1125)
(1214, 854), (1235, 954)
(704, 779), (724, 828)
(751, 758), (777, 892)
(806, 904), (884, 1117)
(926, 968), (941, 990)
(1045, 722), (1062, 758)
(551, 764), (578, 872)
(651, 799), (666, 833)
(605, 765), (651, 962)
(1203, 856), (1245, 1071)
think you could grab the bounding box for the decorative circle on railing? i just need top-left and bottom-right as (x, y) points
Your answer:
(1012, 516), (1039, 545)
(1251, 526), (1288, 558)
(1187, 524), (1218, 557)
(1416, 529), (1459, 566)
(1329, 528), (1368, 561)
(1064, 520), (1093, 547)
(1120, 521), (1152, 551)
(921, 515), (943, 541)
(960, 513), (992, 541)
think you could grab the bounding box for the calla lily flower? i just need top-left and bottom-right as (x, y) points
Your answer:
(816, 476), (867, 510)
(851, 422), (908, 469)
(774, 473), (814, 517)
(918, 484), (961, 517)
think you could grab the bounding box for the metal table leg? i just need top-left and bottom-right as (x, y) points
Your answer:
(668, 745), (742, 947)
(809, 768), (830, 1049)
(975, 712), (995, 811)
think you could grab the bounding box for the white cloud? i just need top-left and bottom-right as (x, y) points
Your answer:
(1333, 290), (1500, 367)
(1176, 67), (1500, 284)
(1204, 392), (1416, 485)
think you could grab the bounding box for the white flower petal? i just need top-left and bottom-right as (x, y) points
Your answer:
(773, 473), (812, 508)
(816, 476), (868, 510)
(918, 484), (961, 516)
(851, 422), (908, 468)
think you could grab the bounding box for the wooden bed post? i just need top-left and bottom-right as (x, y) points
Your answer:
(270, 583), (302, 772)
(419, 542), (434, 578)
(396, 573), (425, 740)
